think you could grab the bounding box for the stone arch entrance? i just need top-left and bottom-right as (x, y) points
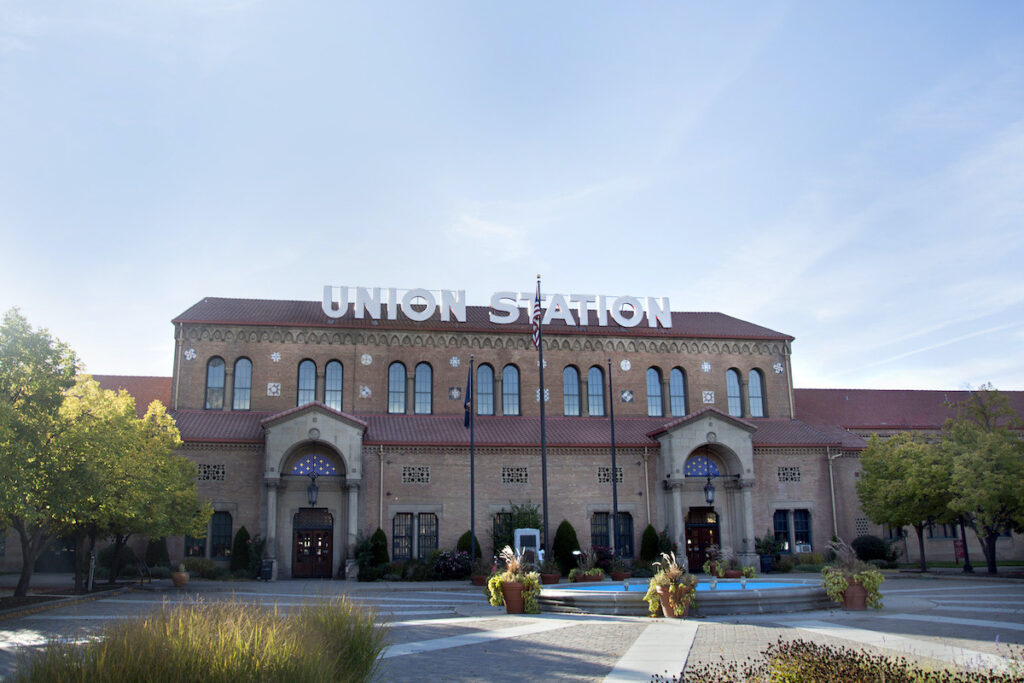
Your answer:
(292, 508), (333, 578)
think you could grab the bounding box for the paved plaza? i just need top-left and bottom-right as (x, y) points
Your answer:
(0, 573), (1021, 681)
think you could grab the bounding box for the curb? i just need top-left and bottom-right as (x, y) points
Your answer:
(0, 585), (133, 623)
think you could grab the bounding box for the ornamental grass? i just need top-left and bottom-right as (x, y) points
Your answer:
(12, 597), (387, 683)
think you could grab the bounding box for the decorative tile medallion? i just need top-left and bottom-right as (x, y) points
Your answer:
(267, 382), (281, 397)
(620, 389), (634, 403)
(773, 362), (784, 374)
(270, 352), (281, 363)
(359, 385), (372, 399)
(183, 348), (196, 361)
(701, 361), (711, 373)
(702, 390), (715, 404)
(361, 354), (373, 366)
(535, 388), (550, 402)
(449, 356), (460, 368)
(619, 359), (631, 371)
(449, 386), (462, 400)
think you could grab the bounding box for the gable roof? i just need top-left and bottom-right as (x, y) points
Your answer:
(92, 375), (172, 417)
(172, 297), (793, 342)
(260, 401), (368, 431)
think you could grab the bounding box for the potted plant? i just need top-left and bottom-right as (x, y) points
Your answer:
(538, 558), (562, 585)
(567, 549), (605, 582)
(608, 557), (631, 582)
(486, 546), (541, 614)
(172, 563), (189, 588)
(820, 540), (884, 611)
(741, 565), (757, 579)
(755, 534), (780, 573)
(643, 552), (697, 618)
(470, 559), (491, 586)
(701, 544), (729, 578)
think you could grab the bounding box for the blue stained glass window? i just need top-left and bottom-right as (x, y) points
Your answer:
(290, 454), (338, 476)
(683, 455), (720, 478)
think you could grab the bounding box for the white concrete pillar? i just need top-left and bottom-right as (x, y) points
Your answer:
(347, 482), (360, 554)
(265, 479), (280, 580)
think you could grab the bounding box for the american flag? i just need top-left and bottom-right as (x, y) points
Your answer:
(531, 281), (542, 349)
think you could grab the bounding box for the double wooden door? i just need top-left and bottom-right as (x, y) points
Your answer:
(292, 508), (334, 578)
(685, 507), (720, 573)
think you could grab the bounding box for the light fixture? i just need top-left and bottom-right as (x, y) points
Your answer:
(307, 472), (319, 507)
(704, 476), (715, 505)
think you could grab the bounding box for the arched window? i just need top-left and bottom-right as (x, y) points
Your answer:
(477, 364), (494, 415)
(414, 362), (432, 414)
(502, 365), (520, 415)
(297, 360), (316, 406)
(684, 453), (721, 478)
(388, 362), (406, 414)
(325, 360), (343, 411)
(563, 366), (581, 416)
(748, 369), (765, 417)
(587, 366), (605, 416)
(646, 368), (663, 417)
(726, 368), (742, 417)
(205, 357), (225, 410)
(669, 367), (687, 416)
(232, 358), (252, 410)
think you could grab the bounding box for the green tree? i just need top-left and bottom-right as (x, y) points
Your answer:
(944, 386), (1024, 574)
(856, 433), (953, 572)
(0, 309), (79, 596)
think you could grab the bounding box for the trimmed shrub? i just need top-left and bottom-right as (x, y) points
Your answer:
(657, 527), (678, 554)
(456, 530), (483, 560)
(183, 558), (217, 578)
(795, 551), (824, 565)
(431, 550), (472, 580)
(369, 528), (389, 566)
(552, 520), (581, 576)
(229, 526), (251, 573)
(144, 538), (170, 569)
(774, 556), (794, 573)
(639, 525), (660, 562)
(851, 535), (888, 562)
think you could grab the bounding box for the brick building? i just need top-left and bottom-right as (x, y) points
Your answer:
(4, 291), (1020, 576)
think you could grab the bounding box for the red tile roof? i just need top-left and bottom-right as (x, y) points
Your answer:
(171, 410), (269, 443)
(172, 297), (793, 342)
(260, 402), (368, 430)
(92, 375), (172, 417)
(794, 388), (1024, 431)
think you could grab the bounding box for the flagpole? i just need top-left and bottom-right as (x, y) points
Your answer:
(607, 358), (619, 557)
(468, 356), (476, 564)
(535, 275), (550, 556)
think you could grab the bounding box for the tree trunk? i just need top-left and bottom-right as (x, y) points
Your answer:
(980, 530), (999, 574)
(108, 534), (130, 584)
(913, 523), (928, 572)
(73, 530), (87, 593)
(12, 518), (49, 598)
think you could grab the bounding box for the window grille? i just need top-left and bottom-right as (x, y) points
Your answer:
(417, 513), (438, 559)
(597, 466), (623, 484)
(197, 464), (226, 482)
(402, 466), (431, 484)
(393, 513), (413, 561)
(855, 517), (870, 537)
(777, 466), (801, 483)
(501, 466), (529, 485)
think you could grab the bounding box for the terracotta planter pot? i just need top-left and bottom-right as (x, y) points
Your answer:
(581, 573), (604, 582)
(656, 585), (690, 618)
(540, 573), (561, 585)
(470, 575), (488, 586)
(843, 580), (867, 611)
(501, 581), (525, 614)
(171, 571), (189, 588)
(723, 570), (742, 579)
(609, 571), (631, 581)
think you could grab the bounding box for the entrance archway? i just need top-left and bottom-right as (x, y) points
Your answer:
(292, 507), (333, 578)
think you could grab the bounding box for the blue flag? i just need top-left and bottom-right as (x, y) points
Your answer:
(464, 363), (473, 429)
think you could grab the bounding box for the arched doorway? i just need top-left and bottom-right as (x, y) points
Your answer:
(685, 507), (720, 571)
(293, 508), (333, 578)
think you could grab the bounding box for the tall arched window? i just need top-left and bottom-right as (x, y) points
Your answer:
(646, 368), (663, 417)
(297, 360), (316, 406)
(563, 366), (581, 416)
(205, 357), (225, 410)
(502, 365), (520, 415)
(726, 368), (742, 417)
(388, 362), (406, 414)
(232, 358), (252, 410)
(414, 362), (432, 414)
(477, 364), (494, 415)
(587, 366), (605, 416)
(748, 368), (765, 417)
(325, 360), (343, 411)
(669, 367), (687, 416)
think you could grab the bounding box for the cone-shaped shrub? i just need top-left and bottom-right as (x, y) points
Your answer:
(552, 520), (580, 575)
(370, 528), (389, 566)
(457, 530), (482, 559)
(230, 526), (251, 573)
(639, 524), (659, 562)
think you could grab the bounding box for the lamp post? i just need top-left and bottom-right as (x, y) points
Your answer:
(307, 472), (319, 507)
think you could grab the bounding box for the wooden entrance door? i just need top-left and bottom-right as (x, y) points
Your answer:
(292, 508), (333, 578)
(685, 507), (720, 573)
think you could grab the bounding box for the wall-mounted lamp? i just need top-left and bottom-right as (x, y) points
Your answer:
(307, 472), (319, 507)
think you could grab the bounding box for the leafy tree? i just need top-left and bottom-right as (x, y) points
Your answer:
(0, 309), (79, 596)
(856, 433), (953, 572)
(944, 386), (1024, 574)
(490, 501), (542, 556)
(552, 520), (580, 575)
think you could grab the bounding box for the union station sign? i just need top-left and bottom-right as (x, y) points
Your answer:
(322, 285), (673, 329)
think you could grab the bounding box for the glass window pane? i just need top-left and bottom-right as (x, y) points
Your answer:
(392, 513), (412, 561)
(590, 512), (609, 549)
(748, 369), (764, 417)
(563, 367), (580, 416)
(388, 363), (406, 414)
(477, 365), (494, 415)
(414, 363), (432, 414)
(794, 509), (810, 545)
(646, 368), (663, 417)
(325, 361), (343, 412)
(773, 510), (790, 553)
(210, 511), (232, 558)
(418, 513), (438, 559)
(297, 360), (316, 406)
(502, 365), (520, 415)
(615, 512), (634, 557)
(205, 358), (225, 410)
(587, 366), (604, 416)
(669, 368), (687, 416)
(233, 358), (252, 410)
(727, 369), (742, 417)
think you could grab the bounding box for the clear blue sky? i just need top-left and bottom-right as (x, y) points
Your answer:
(2, 2), (1022, 390)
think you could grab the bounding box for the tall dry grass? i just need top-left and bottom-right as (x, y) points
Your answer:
(12, 597), (387, 683)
